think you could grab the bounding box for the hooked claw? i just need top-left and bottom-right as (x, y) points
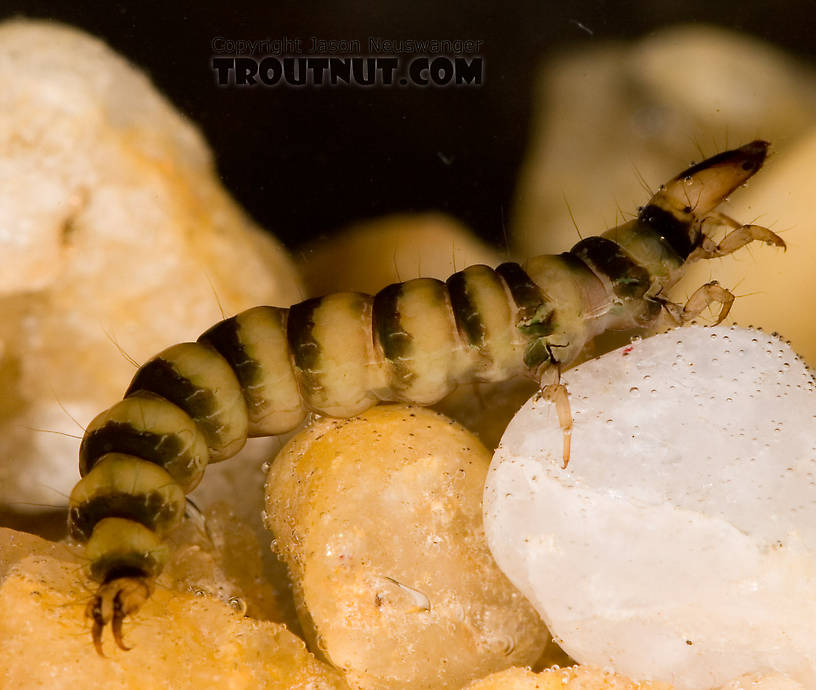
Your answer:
(86, 576), (153, 656)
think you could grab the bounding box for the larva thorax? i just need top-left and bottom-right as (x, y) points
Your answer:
(68, 140), (783, 654)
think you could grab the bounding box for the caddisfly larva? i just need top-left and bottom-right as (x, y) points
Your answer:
(67, 140), (784, 654)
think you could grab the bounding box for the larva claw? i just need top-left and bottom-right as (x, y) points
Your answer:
(86, 576), (153, 656)
(90, 616), (105, 658)
(112, 605), (132, 651)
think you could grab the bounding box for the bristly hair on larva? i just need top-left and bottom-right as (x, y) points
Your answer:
(66, 140), (785, 655)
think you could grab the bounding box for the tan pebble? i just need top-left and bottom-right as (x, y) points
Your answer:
(162, 502), (300, 633)
(0, 19), (301, 528)
(265, 404), (550, 689)
(297, 212), (501, 297)
(466, 666), (672, 690)
(465, 665), (673, 689)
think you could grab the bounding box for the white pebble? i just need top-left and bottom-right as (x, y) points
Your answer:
(484, 325), (816, 689)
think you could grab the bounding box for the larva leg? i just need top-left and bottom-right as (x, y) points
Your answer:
(692, 212), (786, 260)
(536, 361), (573, 469)
(678, 281), (736, 325)
(540, 382), (573, 469)
(654, 297), (686, 326)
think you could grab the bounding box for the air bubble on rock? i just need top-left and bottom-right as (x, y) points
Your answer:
(228, 596), (247, 615)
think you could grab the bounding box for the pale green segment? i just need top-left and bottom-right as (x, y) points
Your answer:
(460, 265), (528, 382)
(70, 453), (186, 533)
(602, 219), (685, 289)
(308, 293), (384, 417)
(154, 342), (249, 462)
(86, 517), (169, 582)
(523, 254), (609, 370)
(81, 392), (209, 492)
(390, 278), (461, 404)
(233, 306), (307, 435)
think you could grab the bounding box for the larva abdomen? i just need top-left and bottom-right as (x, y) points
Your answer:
(69, 140), (785, 654)
(199, 305), (306, 436)
(72, 263), (533, 520)
(125, 341), (249, 462)
(70, 264), (540, 620)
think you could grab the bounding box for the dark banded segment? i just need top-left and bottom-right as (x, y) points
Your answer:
(79, 393), (208, 491)
(446, 269), (485, 348)
(373, 282), (410, 364)
(70, 489), (177, 542)
(602, 219), (685, 281)
(86, 518), (168, 582)
(447, 265), (526, 381)
(288, 292), (379, 417)
(374, 277), (460, 404)
(496, 262), (543, 316)
(80, 422), (181, 475)
(496, 262), (555, 338)
(199, 306), (305, 436)
(198, 314), (255, 392)
(554, 249), (615, 294)
(124, 342), (248, 462)
(638, 204), (696, 260)
(286, 297), (322, 396)
(372, 282), (412, 388)
(69, 454), (185, 541)
(571, 236), (651, 299)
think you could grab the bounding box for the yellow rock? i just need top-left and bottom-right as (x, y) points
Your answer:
(465, 665), (672, 689)
(297, 212), (501, 297)
(161, 503), (300, 632)
(0, 526), (70, 578)
(0, 19), (301, 524)
(265, 405), (550, 689)
(0, 527), (343, 689)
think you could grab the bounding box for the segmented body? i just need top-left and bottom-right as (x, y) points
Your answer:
(67, 141), (784, 654)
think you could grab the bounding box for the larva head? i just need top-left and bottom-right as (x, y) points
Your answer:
(651, 140), (769, 219)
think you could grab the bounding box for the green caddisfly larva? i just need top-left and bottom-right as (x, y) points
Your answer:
(67, 140), (784, 654)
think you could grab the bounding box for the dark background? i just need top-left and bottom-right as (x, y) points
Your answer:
(2, 1), (814, 248)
